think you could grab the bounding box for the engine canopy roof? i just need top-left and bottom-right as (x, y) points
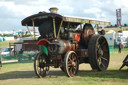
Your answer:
(21, 12), (111, 27)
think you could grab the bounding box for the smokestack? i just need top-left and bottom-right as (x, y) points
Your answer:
(49, 7), (58, 13)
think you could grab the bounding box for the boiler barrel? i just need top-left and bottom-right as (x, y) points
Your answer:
(57, 40), (75, 54)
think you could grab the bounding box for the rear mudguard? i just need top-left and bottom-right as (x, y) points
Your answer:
(37, 39), (50, 56)
(39, 45), (48, 56)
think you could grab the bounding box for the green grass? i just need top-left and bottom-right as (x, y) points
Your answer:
(113, 48), (128, 52)
(0, 40), (16, 48)
(0, 50), (128, 85)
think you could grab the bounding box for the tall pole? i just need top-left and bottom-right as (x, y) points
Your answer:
(116, 8), (122, 31)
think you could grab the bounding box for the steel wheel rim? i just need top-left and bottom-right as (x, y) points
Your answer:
(66, 51), (79, 77)
(96, 36), (109, 70)
(35, 53), (49, 77)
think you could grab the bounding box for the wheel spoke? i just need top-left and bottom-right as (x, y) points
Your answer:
(103, 50), (108, 52)
(68, 58), (72, 66)
(71, 54), (74, 60)
(69, 67), (73, 75)
(101, 62), (106, 68)
(97, 45), (100, 50)
(68, 57), (72, 61)
(97, 57), (101, 63)
(101, 41), (106, 47)
(72, 67), (75, 74)
(73, 56), (76, 61)
(68, 63), (72, 67)
(34, 53), (49, 77)
(101, 57), (108, 61)
(88, 35), (109, 71)
(64, 51), (79, 77)
(74, 61), (77, 65)
(73, 66), (76, 71)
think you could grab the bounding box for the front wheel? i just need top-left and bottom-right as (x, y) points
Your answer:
(64, 51), (79, 77)
(34, 52), (49, 78)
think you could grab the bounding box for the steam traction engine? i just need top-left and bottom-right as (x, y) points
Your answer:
(22, 7), (110, 77)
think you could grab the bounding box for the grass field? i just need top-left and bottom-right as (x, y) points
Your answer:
(0, 49), (128, 85)
(0, 40), (16, 48)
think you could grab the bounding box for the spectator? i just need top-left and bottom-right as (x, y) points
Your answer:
(19, 48), (23, 54)
(118, 42), (123, 53)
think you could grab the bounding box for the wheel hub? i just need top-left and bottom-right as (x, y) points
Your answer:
(72, 62), (76, 67)
(98, 49), (103, 56)
(39, 62), (45, 68)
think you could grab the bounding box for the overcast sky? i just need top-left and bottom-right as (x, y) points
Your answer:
(0, 0), (128, 31)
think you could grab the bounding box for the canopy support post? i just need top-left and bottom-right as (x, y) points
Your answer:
(67, 22), (70, 29)
(57, 20), (63, 39)
(32, 20), (36, 40)
(80, 24), (82, 30)
(25, 24), (33, 40)
(97, 24), (99, 32)
(53, 18), (56, 38)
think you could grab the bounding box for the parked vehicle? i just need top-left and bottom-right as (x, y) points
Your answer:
(1, 47), (14, 57)
(22, 7), (110, 77)
(115, 36), (127, 47)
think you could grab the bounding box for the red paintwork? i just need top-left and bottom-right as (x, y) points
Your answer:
(37, 39), (50, 46)
(62, 40), (75, 53)
(75, 34), (80, 41)
(72, 33), (80, 42)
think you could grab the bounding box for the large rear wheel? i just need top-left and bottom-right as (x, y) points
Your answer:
(34, 53), (49, 78)
(80, 24), (95, 48)
(88, 35), (109, 71)
(64, 51), (79, 77)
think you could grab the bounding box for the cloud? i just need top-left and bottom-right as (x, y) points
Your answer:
(0, 0), (128, 31)
(1, 0), (35, 5)
(0, 1), (33, 18)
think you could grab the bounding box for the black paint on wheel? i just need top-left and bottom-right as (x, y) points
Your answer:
(34, 53), (49, 78)
(88, 35), (110, 71)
